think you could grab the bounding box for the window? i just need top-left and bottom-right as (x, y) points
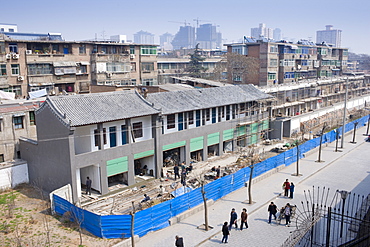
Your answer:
(94, 129), (100, 147)
(206, 109), (210, 121)
(268, 73), (276, 80)
(0, 154), (3, 162)
(77, 64), (87, 74)
(0, 64), (6, 76)
(132, 122), (143, 138)
(4, 86), (21, 96)
(9, 43), (18, 53)
(109, 126), (117, 147)
(269, 59), (278, 67)
(269, 45), (278, 53)
(29, 111), (36, 125)
(141, 62), (154, 72)
(131, 62), (136, 72)
(52, 44), (59, 53)
(142, 78), (156, 86)
(121, 125), (128, 145)
(11, 64), (19, 75)
(79, 45), (86, 54)
(188, 111), (194, 125)
(101, 46), (107, 54)
(167, 114), (175, 129)
(140, 46), (157, 55)
(28, 64), (52, 75)
(0, 42), (5, 54)
(13, 116), (24, 129)
(226, 105), (230, 120)
(130, 46), (135, 54)
(107, 62), (130, 72)
(103, 128), (107, 145)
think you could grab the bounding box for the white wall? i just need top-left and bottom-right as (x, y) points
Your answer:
(131, 116), (152, 141)
(74, 125), (92, 154)
(0, 163), (29, 190)
(80, 164), (101, 193)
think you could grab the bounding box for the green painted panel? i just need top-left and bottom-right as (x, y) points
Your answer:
(236, 126), (246, 136)
(207, 132), (220, 146)
(190, 136), (204, 152)
(251, 134), (258, 144)
(251, 123), (259, 133)
(223, 129), (234, 141)
(134, 150), (154, 159)
(262, 120), (269, 130)
(163, 141), (186, 151)
(106, 156), (128, 177)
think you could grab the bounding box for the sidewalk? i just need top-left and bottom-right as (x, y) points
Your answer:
(132, 126), (368, 247)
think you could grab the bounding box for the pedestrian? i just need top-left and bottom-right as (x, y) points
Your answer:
(268, 202), (278, 224)
(86, 176), (92, 195)
(284, 203), (292, 226)
(289, 182), (295, 199)
(180, 170), (186, 186)
(141, 194), (150, 203)
(282, 179), (290, 197)
(240, 208), (248, 230)
(221, 222), (230, 243)
(175, 235), (184, 247)
(174, 164), (180, 180)
(229, 208), (238, 230)
(216, 166), (221, 178)
(157, 185), (166, 197)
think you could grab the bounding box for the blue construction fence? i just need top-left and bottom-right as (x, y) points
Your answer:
(53, 115), (370, 239)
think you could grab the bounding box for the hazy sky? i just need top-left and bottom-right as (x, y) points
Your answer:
(2, 0), (369, 54)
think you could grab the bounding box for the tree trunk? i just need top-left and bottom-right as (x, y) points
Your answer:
(248, 164), (254, 204)
(296, 145), (299, 176)
(130, 202), (135, 247)
(201, 184), (209, 231)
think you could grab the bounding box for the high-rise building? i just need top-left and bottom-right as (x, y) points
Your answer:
(316, 25), (342, 47)
(171, 25), (195, 49)
(273, 28), (282, 41)
(134, 30), (155, 44)
(160, 32), (174, 50)
(196, 24), (222, 49)
(251, 23), (273, 40)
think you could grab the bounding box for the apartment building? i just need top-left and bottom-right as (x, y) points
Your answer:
(0, 38), (158, 98)
(225, 38), (348, 87)
(20, 85), (272, 202)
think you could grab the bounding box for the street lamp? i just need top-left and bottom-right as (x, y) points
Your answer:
(336, 190), (350, 238)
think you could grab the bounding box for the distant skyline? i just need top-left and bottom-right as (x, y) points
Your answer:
(2, 0), (369, 54)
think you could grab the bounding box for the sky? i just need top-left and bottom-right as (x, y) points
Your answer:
(2, 0), (369, 54)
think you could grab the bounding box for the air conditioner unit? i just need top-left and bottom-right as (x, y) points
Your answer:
(12, 54), (20, 59)
(106, 72), (112, 78)
(130, 54), (135, 59)
(17, 76), (24, 81)
(5, 54), (11, 59)
(26, 50), (32, 55)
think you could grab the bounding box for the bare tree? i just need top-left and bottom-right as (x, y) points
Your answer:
(211, 53), (260, 84)
(350, 121), (359, 144)
(191, 169), (211, 231)
(316, 123), (328, 162)
(130, 201), (136, 247)
(69, 205), (84, 247)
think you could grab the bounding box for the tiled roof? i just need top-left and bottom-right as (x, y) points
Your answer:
(41, 90), (159, 127)
(146, 85), (273, 115)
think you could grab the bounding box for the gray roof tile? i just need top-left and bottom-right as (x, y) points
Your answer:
(146, 85), (273, 114)
(42, 90), (159, 127)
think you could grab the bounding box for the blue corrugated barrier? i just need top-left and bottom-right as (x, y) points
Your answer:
(53, 115), (369, 239)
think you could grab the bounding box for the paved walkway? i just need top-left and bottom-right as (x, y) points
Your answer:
(134, 126), (370, 247)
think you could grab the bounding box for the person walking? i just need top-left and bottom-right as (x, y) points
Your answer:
(229, 208), (238, 230)
(289, 182), (295, 199)
(283, 179), (291, 197)
(180, 169), (187, 186)
(174, 164), (180, 180)
(268, 202), (278, 224)
(221, 222), (230, 243)
(284, 203), (292, 226)
(86, 176), (92, 195)
(240, 208), (248, 230)
(175, 235), (184, 247)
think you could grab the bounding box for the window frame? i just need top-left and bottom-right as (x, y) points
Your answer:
(132, 122), (143, 138)
(13, 116), (24, 129)
(167, 114), (176, 129)
(29, 111), (36, 125)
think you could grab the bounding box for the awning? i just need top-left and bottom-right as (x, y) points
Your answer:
(79, 61), (90, 65)
(29, 88), (47, 99)
(0, 90), (15, 100)
(53, 61), (76, 67)
(13, 113), (25, 117)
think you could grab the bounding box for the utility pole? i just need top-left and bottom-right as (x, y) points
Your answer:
(340, 78), (348, 148)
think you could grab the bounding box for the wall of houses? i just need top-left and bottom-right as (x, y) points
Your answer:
(0, 162), (28, 190)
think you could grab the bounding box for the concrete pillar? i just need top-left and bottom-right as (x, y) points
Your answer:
(127, 153), (135, 185)
(203, 135), (208, 161)
(153, 115), (163, 178)
(185, 141), (191, 165)
(219, 131), (224, 156)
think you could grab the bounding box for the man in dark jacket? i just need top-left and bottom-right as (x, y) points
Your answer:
(240, 208), (248, 230)
(86, 177), (92, 195)
(268, 202), (278, 223)
(174, 164), (180, 180)
(175, 235), (184, 247)
(229, 208), (238, 230)
(222, 222), (230, 243)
